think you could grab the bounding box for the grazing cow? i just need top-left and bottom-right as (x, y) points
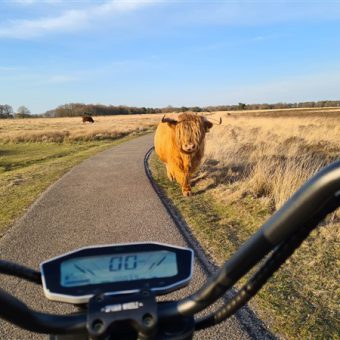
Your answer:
(82, 115), (94, 123)
(154, 112), (220, 196)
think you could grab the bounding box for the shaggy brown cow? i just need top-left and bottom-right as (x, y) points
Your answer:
(82, 115), (94, 123)
(154, 112), (220, 196)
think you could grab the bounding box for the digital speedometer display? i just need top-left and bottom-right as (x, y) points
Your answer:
(41, 243), (193, 304)
(60, 250), (178, 287)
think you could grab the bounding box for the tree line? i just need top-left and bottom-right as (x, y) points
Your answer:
(0, 105), (32, 119)
(1, 100), (339, 119)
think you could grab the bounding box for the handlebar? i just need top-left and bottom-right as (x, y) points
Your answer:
(1, 160), (339, 338)
(0, 287), (85, 334)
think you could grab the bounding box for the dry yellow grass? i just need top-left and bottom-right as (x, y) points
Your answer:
(203, 111), (340, 209)
(0, 114), (163, 143)
(196, 109), (340, 338)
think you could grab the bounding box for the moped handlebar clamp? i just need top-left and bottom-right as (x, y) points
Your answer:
(87, 290), (158, 339)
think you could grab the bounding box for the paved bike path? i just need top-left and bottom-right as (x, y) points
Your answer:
(0, 134), (259, 339)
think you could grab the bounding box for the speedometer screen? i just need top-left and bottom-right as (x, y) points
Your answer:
(60, 250), (177, 287)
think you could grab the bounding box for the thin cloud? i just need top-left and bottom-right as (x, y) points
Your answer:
(0, 0), (155, 39)
(47, 75), (80, 83)
(3, 1), (340, 39)
(10, 0), (40, 4)
(10, 0), (64, 4)
(168, 2), (340, 27)
(0, 66), (23, 71)
(220, 70), (340, 104)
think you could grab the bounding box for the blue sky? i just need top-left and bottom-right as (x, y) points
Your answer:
(1, 0), (340, 114)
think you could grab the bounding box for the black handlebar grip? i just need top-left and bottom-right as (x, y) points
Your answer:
(0, 260), (42, 284)
(0, 288), (86, 334)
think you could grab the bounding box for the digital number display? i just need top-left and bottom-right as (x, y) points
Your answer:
(60, 250), (177, 287)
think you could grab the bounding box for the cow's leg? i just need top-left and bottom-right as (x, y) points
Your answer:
(173, 170), (191, 196)
(181, 173), (192, 197)
(166, 164), (175, 182)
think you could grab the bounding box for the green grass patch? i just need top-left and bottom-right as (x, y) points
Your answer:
(0, 133), (146, 235)
(149, 153), (339, 339)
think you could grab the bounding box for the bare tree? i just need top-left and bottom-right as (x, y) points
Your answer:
(16, 106), (31, 118)
(0, 104), (14, 119)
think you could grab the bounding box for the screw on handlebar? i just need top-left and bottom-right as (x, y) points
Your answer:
(95, 294), (104, 303)
(91, 319), (104, 333)
(142, 313), (155, 327)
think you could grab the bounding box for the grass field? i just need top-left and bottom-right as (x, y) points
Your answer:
(0, 114), (162, 143)
(1, 109), (339, 338)
(0, 114), (162, 234)
(149, 108), (340, 339)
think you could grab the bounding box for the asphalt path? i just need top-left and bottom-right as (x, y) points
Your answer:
(0, 134), (272, 339)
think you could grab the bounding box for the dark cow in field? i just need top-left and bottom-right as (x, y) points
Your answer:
(154, 112), (221, 196)
(82, 115), (94, 123)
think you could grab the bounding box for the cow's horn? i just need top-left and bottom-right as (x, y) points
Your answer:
(206, 117), (222, 125)
(161, 116), (178, 125)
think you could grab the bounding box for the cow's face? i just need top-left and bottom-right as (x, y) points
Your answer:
(162, 113), (213, 154)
